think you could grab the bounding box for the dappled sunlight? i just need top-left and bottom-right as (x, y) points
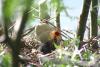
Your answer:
(0, 0), (100, 67)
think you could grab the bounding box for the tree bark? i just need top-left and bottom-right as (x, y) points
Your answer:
(77, 0), (91, 49)
(55, 5), (62, 39)
(3, 0), (32, 66)
(12, 47), (20, 67)
(91, 0), (98, 51)
(56, 10), (61, 29)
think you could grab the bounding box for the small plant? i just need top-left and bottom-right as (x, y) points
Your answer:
(0, 53), (12, 67)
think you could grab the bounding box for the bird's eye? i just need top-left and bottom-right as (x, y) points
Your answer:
(55, 31), (60, 36)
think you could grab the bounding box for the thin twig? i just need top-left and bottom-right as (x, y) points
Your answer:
(47, 22), (72, 39)
(22, 26), (35, 37)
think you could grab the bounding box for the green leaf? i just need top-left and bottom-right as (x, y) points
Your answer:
(63, 39), (72, 46)
(3, 0), (19, 19)
(51, 0), (64, 12)
(39, 0), (49, 20)
(54, 42), (60, 49)
(1, 53), (12, 67)
(82, 50), (92, 61)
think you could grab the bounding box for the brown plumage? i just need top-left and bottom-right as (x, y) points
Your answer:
(40, 30), (61, 54)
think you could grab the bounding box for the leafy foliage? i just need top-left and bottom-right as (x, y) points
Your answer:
(0, 53), (12, 67)
(41, 37), (100, 67)
(3, 0), (19, 19)
(0, 0), (100, 67)
(51, 0), (64, 12)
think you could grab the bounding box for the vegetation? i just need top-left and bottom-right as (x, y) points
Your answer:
(0, 0), (100, 67)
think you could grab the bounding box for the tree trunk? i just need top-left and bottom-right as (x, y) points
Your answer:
(90, 0), (98, 51)
(77, 0), (91, 49)
(56, 10), (61, 29)
(55, 5), (62, 39)
(12, 49), (20, 67)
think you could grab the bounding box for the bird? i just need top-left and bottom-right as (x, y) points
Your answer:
(38, 29), (61, 54)
(33, 15), (62, 54)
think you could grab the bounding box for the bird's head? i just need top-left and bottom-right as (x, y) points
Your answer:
(50, 30), (61, 40)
